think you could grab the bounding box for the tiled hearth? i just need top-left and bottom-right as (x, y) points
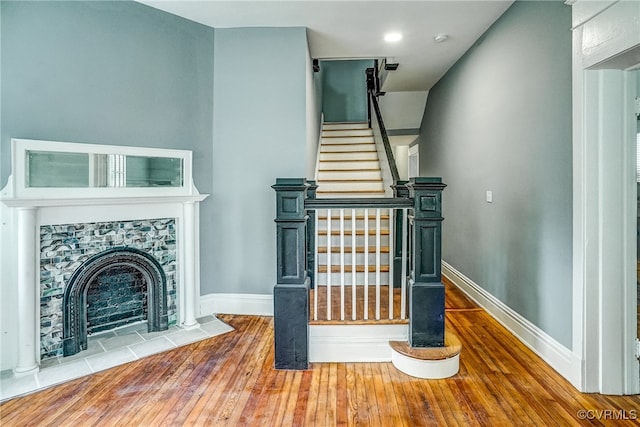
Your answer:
(0, 315), (233, 402)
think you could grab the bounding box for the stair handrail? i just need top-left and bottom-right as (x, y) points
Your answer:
(305, 197), (412, 210)
(368, 90), (400, 183)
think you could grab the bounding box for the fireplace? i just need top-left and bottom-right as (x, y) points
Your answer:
(62, 247), (169, 357)
(2, 138), (208, 375)
(40, 219), (177, 360)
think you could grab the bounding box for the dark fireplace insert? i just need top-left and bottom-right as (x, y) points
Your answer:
(62, 247), (169, 356)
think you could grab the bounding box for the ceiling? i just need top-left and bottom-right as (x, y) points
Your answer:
(138, 1), (513, 92)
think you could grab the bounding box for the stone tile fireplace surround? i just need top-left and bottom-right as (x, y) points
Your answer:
(40, 219), (177, 360)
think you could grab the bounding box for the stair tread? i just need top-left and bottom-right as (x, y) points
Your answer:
(321, 149), (377, 153)
(321, 133), (373, 136)
(319, 159), (380, 162)
(310, 319), (408, 325)
(318, 168), (381, 172)
(389, 333), (462, 360)
(318, 179), (383, 183)
(322, 142), (376, 146)
(318, 265), (390, 273)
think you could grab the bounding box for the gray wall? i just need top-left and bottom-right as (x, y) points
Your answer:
(418, 1), (573, 347)
(321, 59), (373, 123)
(307, 49), (324, 178)
(0, 1), (214, 194)
(1, 2), (312, 297)
(211, 27), (308, 294)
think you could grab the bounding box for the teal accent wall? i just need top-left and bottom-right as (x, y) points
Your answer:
(418, 1), (573, 347)
(211, 27), (308, 294)
(321, 59), (373, 123)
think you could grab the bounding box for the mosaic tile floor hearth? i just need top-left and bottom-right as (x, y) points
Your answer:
(0, 316), (233, 402)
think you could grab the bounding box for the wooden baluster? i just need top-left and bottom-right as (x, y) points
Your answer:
(327, 209), (332, 321)
(339, 209), (345, 321)
(364, 208), (369, 320)
(351, 209), (356, 320)
(375, 208), (381, 320)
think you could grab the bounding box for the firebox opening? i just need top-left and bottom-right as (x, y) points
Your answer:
(63, 247), (168, 357)
(87, 265), (149, 335)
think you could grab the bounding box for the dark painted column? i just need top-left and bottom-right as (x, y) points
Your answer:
(391, 180), (409, 287)
(406, 177), (447, 347)
(272, 178), (310, 370)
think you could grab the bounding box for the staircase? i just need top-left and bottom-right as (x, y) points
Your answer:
(309, 122), (405, 362)
(316, 122), (386, 198)
(275, 114), (458, 377)
(314, 122), (393, 316)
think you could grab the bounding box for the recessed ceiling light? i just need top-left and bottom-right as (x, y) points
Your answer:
(433, 33), (449, 43)
(384, 32), (403, 43)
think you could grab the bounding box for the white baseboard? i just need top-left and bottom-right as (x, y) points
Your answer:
(310, 324), (407, 362)
(442, 261), (582, 389)
(199, 293), (273, 317)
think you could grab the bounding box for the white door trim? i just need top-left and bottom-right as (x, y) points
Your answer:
(571, 2), (640, 393)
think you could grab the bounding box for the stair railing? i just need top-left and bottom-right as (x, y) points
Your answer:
(369, 90), (400, 185)
(306, 198), (412, 322)
(272, 177), (446, 370)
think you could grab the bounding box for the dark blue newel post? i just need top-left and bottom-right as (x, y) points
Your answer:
(306, 180), (318, 289)
(391, 180), (409, 287)
(407, 177), (447, 347)
(272, 178), (310, 370)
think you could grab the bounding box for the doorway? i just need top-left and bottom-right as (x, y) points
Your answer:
(408, 144), (419, 178)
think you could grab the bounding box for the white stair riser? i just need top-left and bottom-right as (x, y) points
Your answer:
(322, 123), (370, 131)
(315, 272), (390, 285)
(318, 161), (380, 170)
(317, 170), (382, 181)
(321, 143), (376, 153)
(322, 129), (373, 137)
(309, 324), (408, 363)
(317, 235), (390, 247)
(317, 252), (390, 265)
(391, 351), (460, 379)
(316, 181), (384, 192)
(320, 152), (379, 161)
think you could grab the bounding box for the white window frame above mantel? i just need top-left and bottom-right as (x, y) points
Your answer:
(5, 138), (195, 200)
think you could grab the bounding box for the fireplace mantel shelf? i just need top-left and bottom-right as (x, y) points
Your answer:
(1, 194), (209, 208)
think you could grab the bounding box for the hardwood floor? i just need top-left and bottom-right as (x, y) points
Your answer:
(1, 283), (639, 426)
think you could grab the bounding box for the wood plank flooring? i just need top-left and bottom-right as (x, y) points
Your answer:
(2, 282), (639, 426)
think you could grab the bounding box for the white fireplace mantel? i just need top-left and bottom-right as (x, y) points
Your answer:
(0, 139), (209, 376)
(1, 194), (208, 208)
